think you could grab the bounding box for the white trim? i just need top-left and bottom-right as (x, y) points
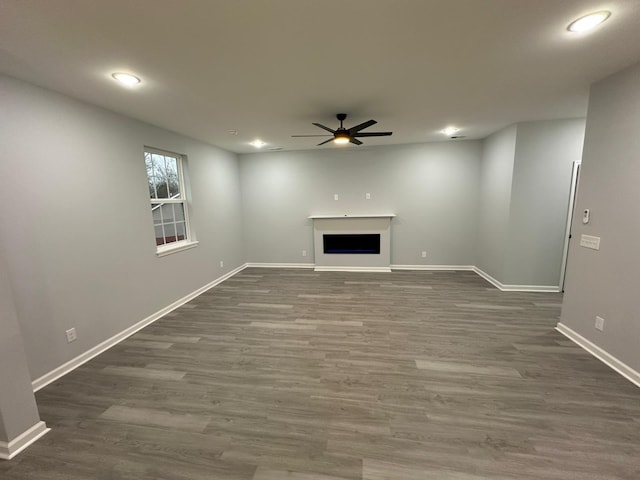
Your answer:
(556, 322), (640, 388)
(498, 285), (560, 292)
(308, 214), (396, 219)
(390, 265), (560, 291)
(245, 262), (315, 269)
(155, 240), (199, 257)
(472, 267), (560, 292)
(472, 267), (505, 289)
(0, 421), (49, 460)
(314, 266), (392, 273)
(559, 161), (581, 291)
(32, 264), (247, 392)
(391, 264), (475, 271)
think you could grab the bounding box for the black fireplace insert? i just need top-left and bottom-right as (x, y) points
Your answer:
(323, 234), (380, 254)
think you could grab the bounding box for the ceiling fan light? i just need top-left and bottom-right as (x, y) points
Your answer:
(334, 134), (350, 145)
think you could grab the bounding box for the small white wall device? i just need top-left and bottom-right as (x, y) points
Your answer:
(582, 209), (590, 224)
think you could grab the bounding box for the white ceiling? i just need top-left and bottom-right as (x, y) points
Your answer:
(1, 0), (640, 154)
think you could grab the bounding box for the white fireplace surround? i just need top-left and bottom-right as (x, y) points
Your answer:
(310, 214), (395, 272)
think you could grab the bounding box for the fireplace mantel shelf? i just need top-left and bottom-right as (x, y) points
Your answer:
(308, 214), (396, 219)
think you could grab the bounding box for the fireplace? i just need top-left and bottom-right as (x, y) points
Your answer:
(309, 214), (394, 272)
(323, 234), (380, 254)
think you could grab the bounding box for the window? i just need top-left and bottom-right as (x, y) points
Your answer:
(144, 148), (196, 255)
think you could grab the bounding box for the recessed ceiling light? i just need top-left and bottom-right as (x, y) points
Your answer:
(567, 11), (610, 33)
(249, 139), (266, 148)
(441, 126), (460, 136)
(112, 72), (141, 86)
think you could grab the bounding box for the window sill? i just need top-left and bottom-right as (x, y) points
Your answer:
(156, 240), (199, 257)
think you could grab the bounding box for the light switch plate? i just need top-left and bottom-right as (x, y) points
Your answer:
(66, 328), (77, 343)
(580, 234), (600, 250)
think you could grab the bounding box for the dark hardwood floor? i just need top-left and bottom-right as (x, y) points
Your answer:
(2, 268), (639, 479)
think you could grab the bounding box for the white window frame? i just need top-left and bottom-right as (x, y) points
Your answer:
(144, 147), (198, 257)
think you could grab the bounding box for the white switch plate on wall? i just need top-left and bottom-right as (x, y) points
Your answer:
(66, 328), (77, 343)
(580, 234), (600, 250)
(595, 316), (605, 331)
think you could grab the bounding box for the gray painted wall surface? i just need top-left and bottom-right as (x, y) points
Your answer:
(560, 62), (640, 372)
(240, 142), (482, 266)
(477, 125), (517, 280)
(504, 119), (586, 286)
(0, 75), (244, 380)
(0, 244), (42, 441)
(476, 120), (586, 287)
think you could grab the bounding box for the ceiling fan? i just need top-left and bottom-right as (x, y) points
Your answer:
(292, 113), (392, 146)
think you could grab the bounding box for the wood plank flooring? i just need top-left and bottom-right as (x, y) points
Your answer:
(2, 268), (639, 479)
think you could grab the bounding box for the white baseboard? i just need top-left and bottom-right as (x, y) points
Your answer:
(314, 266), (392, 273)
(0, 421), (49, 460)
(245, 262), (315, 269)
(556, 322), (640, 388)
(32, 264), (247, 392)
(472, 267), (560, 292)
(391, 264), (475, 271)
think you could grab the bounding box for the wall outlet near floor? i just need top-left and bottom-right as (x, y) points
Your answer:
(65, 328), (77, 343)
(421, 251), (427, 258)
(219, 260), (224, 268)
(365, 193), (371, 200)
(334, 193), (339, 201)
(595, 316), (605, 331)
(302, 249), (307, 257)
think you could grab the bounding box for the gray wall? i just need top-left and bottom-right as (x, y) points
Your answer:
(0, 74), (244, 380)
(477, 125), (517, 280)
(504, 119), (586, 286)
(240, 142), (483, 266)
(0, 242), (42, 442)
(560, 62), (640, 372)
(477, 120), (585, 287)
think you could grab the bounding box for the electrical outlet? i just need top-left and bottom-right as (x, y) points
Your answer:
(421, 251), (427, 258)
(302, 249), (307, 257)
(65, 328), (77, 343)
(334, 194), (339, 201)
(595, 316), (605, 331)
(219, 260), (224, 268)
(365, 193), (371, 200)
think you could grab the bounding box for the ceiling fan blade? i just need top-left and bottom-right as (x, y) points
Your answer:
(312, 123), (336, 134)
(353, 132), (393, 137)
(349, 137), (363, 146)
(317, 138), (334, 146)
(292, 134), (332, 137)
(348, 119), (377, 134)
